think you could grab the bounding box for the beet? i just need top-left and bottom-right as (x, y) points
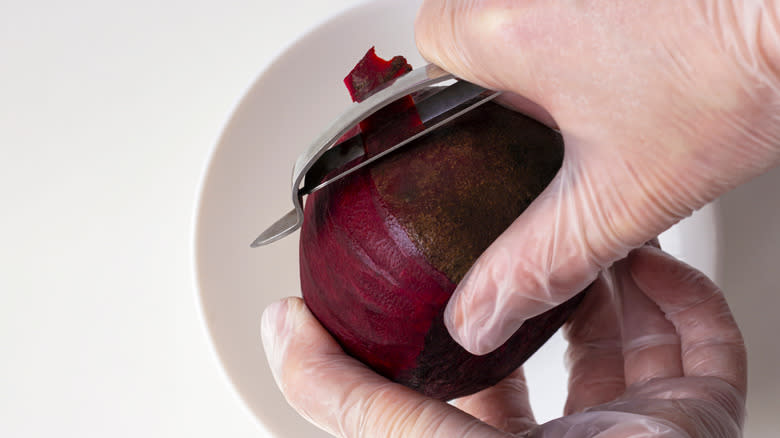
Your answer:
(299, 48), (582, 400)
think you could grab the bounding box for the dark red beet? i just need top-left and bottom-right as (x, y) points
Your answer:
(300, 48), (582, 400)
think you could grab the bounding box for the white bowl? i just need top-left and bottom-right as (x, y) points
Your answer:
(194, 0), (719, 435)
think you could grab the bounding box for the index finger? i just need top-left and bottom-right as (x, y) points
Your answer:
(628, 247), (747, 396)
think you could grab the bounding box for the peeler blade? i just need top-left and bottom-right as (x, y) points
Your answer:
(252, 63), (500, 247)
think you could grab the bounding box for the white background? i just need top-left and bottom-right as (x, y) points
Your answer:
(1, 1), (363, 436)
(2, 1), (778, 437)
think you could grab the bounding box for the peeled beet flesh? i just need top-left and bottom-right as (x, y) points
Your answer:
(299, 48), (583, 401)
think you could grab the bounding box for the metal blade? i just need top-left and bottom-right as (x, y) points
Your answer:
(299, 81), (498, 195)
(251, 63), (501, 247)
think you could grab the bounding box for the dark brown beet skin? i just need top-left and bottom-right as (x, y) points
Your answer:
(299, 49), (582, 401)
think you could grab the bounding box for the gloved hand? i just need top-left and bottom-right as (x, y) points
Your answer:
(261, 246), (747, 438)
(414, 0), (780, 355)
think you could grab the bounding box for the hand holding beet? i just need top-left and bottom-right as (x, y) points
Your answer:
(262, 247), (746, 437)
(415, 0), (780, 355)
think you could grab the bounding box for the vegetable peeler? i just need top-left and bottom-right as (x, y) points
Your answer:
(251, 63), (501, 247)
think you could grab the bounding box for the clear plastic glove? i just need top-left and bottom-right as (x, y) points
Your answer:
(414, 0), (780, 355)
(261, 246), (747, 438)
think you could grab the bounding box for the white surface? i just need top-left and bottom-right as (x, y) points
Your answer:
(0, 1), (362, 437)
(2, 1), (778, 438)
